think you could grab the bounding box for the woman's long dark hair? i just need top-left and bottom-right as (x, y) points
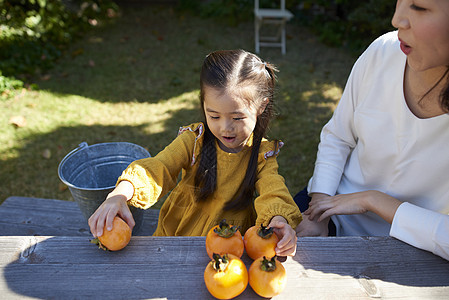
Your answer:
(194, 49), (278, 210)
(440, 67), (449, 112)
(420, 66), (449, 112)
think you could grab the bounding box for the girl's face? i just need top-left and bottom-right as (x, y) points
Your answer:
(392, 0), (449, 72)
(203, 85), (262, 153)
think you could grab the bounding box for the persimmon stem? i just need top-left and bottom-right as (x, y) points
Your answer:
(90, 238), (109, 251)
(214, 219), (239, 238)
(260, 256), (277, 272)
(257, 224), (274, 239)
(212, 253), (229, 272)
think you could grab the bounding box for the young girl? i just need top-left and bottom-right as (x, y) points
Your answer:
(88, 49), (302, 256)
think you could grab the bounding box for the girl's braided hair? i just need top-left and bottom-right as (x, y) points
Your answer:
(195, 49), (278, 210)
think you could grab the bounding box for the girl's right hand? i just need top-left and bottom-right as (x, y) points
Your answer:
(88, 193), (135, 238)
(295, 216), (329, 237)
(295, 193), (331, 237)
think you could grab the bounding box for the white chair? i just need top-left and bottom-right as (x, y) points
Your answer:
(254, 0), (294, 55)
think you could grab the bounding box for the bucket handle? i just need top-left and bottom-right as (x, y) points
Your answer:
(66, 142), (89, 158)
(59, 142), (89, 166)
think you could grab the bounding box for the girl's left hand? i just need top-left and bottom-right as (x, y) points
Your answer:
(268, 216), (297, 257)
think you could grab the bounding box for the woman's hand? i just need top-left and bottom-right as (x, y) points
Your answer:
(305, 192), (368, 222)
(268, 216), (297, 257)
(88, 180), (135, 237)
(304, 190), (401, 224)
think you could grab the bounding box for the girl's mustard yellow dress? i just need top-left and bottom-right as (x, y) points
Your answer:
(118, 122), (302, 236)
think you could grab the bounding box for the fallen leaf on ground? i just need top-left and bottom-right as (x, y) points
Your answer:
(41, 74), (51, 81)
(59, 183), (68, 192)
(89, 37), (103, 43)
(9, 115), (27, 128)
(42, 149), (51, 159)
(72, 48), (84, 57)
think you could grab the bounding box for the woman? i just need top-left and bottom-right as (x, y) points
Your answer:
(296, 0), (449, 261)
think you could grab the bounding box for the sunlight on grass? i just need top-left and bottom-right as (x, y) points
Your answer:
(1, 89), (199, 155)
(139, 90), (200, 134)
(322, 84), (343, 102)
(0, 88), (201, 203)
(301, 82), (342, 112)
(81, 90), (200, 131)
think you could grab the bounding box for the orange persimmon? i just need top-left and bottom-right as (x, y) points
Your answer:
(243, 224), (279, 260)
(206, 219), (244, 259)
(249, 256), (287, 298)
(204, 253), (248, 300)
(91, 216), (131, 251)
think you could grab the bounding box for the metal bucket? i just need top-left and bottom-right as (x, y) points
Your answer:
(58, 142), (151, 234)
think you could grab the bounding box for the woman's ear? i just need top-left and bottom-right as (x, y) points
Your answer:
(258, 97), (269, 115)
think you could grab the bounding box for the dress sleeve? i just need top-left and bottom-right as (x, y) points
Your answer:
(117, 128), (197, 209)
(390, 202), (449, 261)
(254, 141), (302, 229)
(307, 47), (370, 196)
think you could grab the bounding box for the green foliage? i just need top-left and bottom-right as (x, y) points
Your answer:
(0, 0), (119, 97)
(0, 72), (24, 100)
(294, 0), (396, 52)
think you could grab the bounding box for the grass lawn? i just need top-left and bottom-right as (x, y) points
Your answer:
(0, 2), (358, 207)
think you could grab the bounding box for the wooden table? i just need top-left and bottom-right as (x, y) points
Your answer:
(0, 196), (159, 236)
(1, 235), (449, 299)
(1, 197), (449, 299)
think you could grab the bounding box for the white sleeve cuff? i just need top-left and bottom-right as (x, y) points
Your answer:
(307, 163), (342, 196)
(390, 202), (449, 260)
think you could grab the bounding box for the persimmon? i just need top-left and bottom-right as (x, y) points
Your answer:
(243, 224), (279, 260)
(206, 219), (244, 259)
(204, 253), (248, 300)
(249, 256), (287, 298)
(91, 216), (131, 251)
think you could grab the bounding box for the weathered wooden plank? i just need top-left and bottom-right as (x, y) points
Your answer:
(1, 236), (448, 299)
(294, 236), (449, 287)
(0, 196), (159, 236)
